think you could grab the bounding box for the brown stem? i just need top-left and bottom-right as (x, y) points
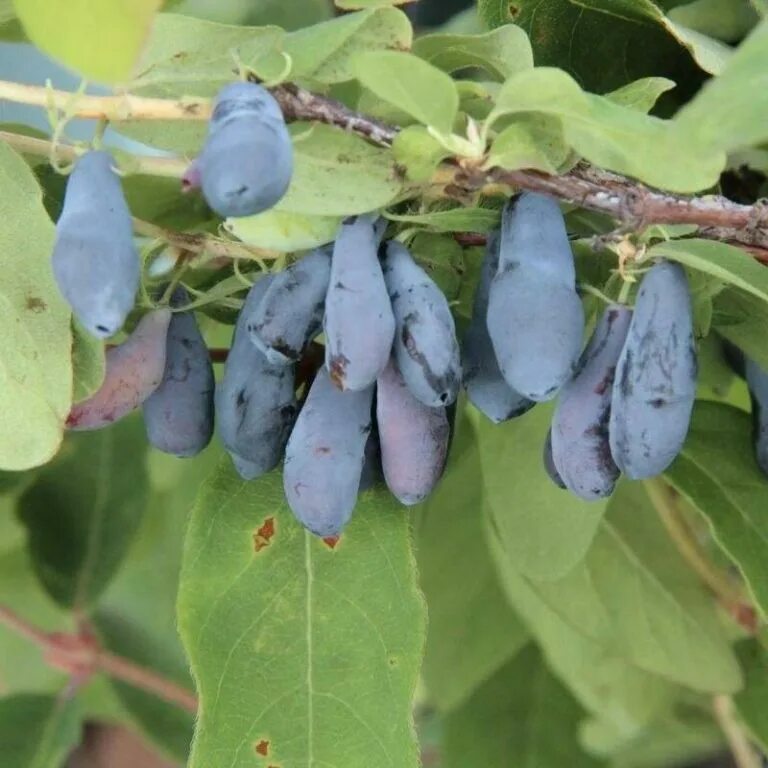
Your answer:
(644, 479), (758, 634)
(1, 78), (767, 252)
(0, 604), (198, 714)
(713, 695), (763, 768)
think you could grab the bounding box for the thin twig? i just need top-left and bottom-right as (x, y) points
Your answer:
(0, 130), (187, 178)
(96, 650), (197, 714)
(713, 695), (763, 768)
(644, 479), (758, 634)
(132, 218), (278, 261)
(1, 79), (768, 249)
(0, 604), (198, 714)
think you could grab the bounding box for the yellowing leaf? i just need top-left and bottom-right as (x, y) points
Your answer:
(13, 0), (162, 82)
(0, 142), (71, 470)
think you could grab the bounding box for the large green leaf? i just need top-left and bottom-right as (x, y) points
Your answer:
(664, 401), (768, 618)
(353, 50), (459, 133)
(487, 67), (724, 193)
(285, 7), (413, 84)
(480, 0), (714, 92)
(17, 417), (150, 610)
(0, 694), (81, 767)
(668, 0), (759, 43)
(733, 638), (768, 752)
(412, 26), (533, 81)
(650, 239), (768, 304)
(676, 18), (768, 151)
(488, 480), (741, 694)
(474, 403), (608, 581)
(276, 124), (402, 215)
(443, 645), (601, 768)
(12, 0), (162, 82)
(132, 13), (284, 94)
(0, 143), (71, 471)
(713, 288), (768, 371)
(178, 462), (425, 768)
(415, 407), (528, 713)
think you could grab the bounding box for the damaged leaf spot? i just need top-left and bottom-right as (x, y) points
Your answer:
(253, 517), (276, 552)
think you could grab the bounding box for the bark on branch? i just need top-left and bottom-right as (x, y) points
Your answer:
(0, 77), (765, 252)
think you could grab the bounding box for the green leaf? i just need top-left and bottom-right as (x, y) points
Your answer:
(354, 50), (459, 133)
(285, 7), (413, 84)
(488, 480), (742, 694)
(334, 0), (413, 7)
(391, 125), (452, 183)
(277, 124), (401, 215)
(676, 18), (768, 151)
(0, 144), (71, 471)
(488, 67), (723, 193)
(486, 115), (569, 174)
(224, 210), (340, 252)
(12, 0), (162, 82)
(483, 0), (715, 93)
(475, 403), (608, 581)
(178, 462), (425, 768)
(17, 417), (150, 610)
(0, 694), (81, 768)
(387, 206), (500, 233)
(71, 321), (105, 404)
(409, 232), (465, 301)
(415, 408), (528, 712)
(443, 645), (601, 768)
(713, 288), (768, 371)
(606, 77), (677, 113)
(664, 401), (768, 619)
(132, 14), (284, 95)
(412, 26), (534, 81)
(668, 0), (759, 43)
(733, 638), (768, 752)
(649, 239), (768, 304)
(477, 0), (513, 28)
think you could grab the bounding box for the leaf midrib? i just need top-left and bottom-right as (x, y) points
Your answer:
(73, 431), (112, 609)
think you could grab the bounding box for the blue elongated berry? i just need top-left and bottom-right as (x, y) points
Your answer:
(198, 82), (293, 218)
(246, 247), (331, 364)
(487, 193), (584, 401)
(609, 261), (697, 479)
(552, 305), (631, 499)
(324, 215), (395, 391)
(376, 357), (449, 505)
(142, 288), (214, 457)
(216, 275), (297, 479)
(463, 230), (534, 422)
(52, 150), (139, 338)
(382, 241), (461, 407)
(283, 367), (374, 537)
